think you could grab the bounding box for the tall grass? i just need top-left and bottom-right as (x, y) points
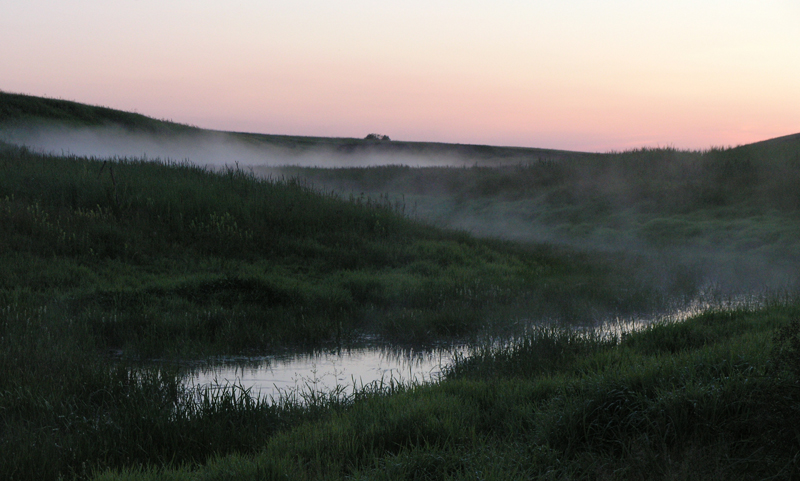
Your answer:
(86, 302), (800, 480)
(0, 143), (659, 355)
(3, 93), (799, 479)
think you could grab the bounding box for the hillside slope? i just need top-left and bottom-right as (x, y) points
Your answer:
(0, 91), (580, 162)
(2, 92), (799, 480)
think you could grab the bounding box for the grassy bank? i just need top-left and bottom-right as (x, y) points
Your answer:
(3, 93), (799, 479)
(0, 142), (657, 355)
(88, 302), (800, 480)
(4, 285), (798, 479)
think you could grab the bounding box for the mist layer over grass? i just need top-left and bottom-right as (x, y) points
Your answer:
(3, 91), (800, 480)
(0, 142), (668, 479)
(10, 90), (797, 297)
(289, 140), (800, 294)
(0, 91), (575, 169)
(0, 124), (517, 168)
(7, 91), (797, 295)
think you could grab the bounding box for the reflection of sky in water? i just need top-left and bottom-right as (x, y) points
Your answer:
(186, 345), (468, 402)
(173, 291), (778, 402)
(589, 291), (770, 340)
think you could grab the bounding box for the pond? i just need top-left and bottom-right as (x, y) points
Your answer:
(176, 343), (468, 402)
(152, 291), (772, 403)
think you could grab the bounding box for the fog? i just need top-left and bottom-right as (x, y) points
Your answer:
(288, 153), (800, 297)
(0, 124), (506, 169)
(403, 192), (797, 296)
(2, 123), (797, 298)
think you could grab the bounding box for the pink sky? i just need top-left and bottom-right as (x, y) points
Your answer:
(2, 1), (799, 152)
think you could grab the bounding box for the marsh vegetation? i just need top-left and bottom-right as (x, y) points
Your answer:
(1, 92), (799, 479)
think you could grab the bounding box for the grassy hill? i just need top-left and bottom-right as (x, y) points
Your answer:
(1, 92), (799, 479)
(0, 91), (582, 162)
(0, 142), (654, 355)
(289, 142), (800, 293)
(0, 102), (656, 478)
(0, 91), (196, 135)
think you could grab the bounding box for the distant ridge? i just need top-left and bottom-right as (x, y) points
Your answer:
(2, 91), (798, 156)
(746, 132), (800, 147)
(0, 91), (582, 160)
(0, 91), (197, 135)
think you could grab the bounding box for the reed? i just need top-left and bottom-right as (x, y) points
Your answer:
(2, 93), (798, 479)
(0, 143), (658, 356)
(88, 302), (800, 480)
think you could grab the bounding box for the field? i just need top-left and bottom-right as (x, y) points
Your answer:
(1, 92), (799, 479)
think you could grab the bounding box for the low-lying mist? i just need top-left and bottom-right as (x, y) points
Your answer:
(3, 122), (798, 300)
(0, 124), (520, 169)
(282, 146), (800, 298)
(412, 195), (799, 295)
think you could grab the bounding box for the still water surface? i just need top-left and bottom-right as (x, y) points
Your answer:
(182, 343), (467, 402)
(170, 292), (771, 402)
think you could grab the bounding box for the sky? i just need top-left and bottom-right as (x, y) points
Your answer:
(2, 1), (799, 152)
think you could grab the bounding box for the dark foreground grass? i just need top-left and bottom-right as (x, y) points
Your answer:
(0, 301), (344, 479)
(82, 302), (800, 480)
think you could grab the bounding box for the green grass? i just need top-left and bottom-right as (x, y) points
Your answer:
(2, 92), (799, 480)
(0, 142), (664, 479)
(0, 141), (660, 356)
(87, 302), (800, 480)
(286, 143), (800, 294)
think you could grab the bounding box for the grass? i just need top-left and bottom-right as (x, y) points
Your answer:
(0, 141), (660, 356)
(86, 302), (800, 480)
(2, 92), (799, 479)
(0, 140), (663, 479)
(286, 143), (800, 293)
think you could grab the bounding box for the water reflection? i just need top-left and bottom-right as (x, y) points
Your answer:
(587, 290), (776, 341)
(182, 344), (467, 402)
(167, 291), (785, 402)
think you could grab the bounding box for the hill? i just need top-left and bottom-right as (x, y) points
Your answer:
(2, 91), (799, 480)
(3, 91), (799, 295)
(0, 121), (661, 478)
(0, 91), (581, 163)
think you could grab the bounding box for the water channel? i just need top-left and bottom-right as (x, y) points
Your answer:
(154, 292), (772, 403)
(177, 343), (469, 402)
